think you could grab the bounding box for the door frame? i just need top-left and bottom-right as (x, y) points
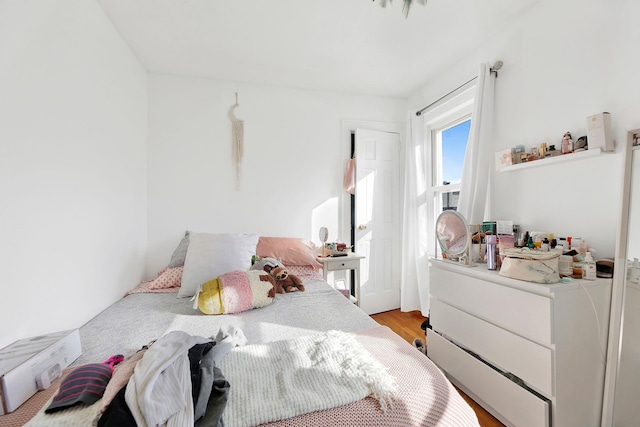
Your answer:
(340, 120), (406, 298)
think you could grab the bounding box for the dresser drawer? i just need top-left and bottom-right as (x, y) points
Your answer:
(324, 259), (360, 271)
(427, 329), (550, 427)
(430, 266), (553, 345)
(430, 299), (553, 397)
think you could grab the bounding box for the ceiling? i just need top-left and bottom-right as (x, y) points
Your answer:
(96, 0), (535, 98)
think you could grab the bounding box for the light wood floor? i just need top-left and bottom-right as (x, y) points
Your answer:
(371, 309), (504, 427)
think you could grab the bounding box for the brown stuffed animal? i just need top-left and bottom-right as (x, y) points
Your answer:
(269, 266), (305, 293)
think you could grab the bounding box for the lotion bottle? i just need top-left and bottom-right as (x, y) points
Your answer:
(582, 252), (596, 280)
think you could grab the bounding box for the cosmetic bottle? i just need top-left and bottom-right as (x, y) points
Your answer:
(559, 255), (573, 277)
(534, 235), (542, 249)
(582, 252), (596, 280)
(486, 235), (497, 270)
(545, 145), (561, 157)
(527, 236), (534, 249)
(577, 239), (588, 258)
(542, 238), (550, 252)
(558, 238), (567, 253)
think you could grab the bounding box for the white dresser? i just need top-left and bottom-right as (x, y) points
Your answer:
(427, 259), (611, 427)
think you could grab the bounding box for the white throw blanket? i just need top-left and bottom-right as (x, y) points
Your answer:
(219, 330), (397, 427)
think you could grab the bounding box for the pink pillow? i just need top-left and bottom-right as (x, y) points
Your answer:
(257, 237), (321, 269)
(128, 267), (183, 295)
(147, 266), (183, 289)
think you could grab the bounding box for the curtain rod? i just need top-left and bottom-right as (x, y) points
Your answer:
(415, 76), (477, 117)
(415, 60), (503, 117)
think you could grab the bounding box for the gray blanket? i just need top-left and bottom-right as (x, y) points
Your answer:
(75, 279), (377, 366)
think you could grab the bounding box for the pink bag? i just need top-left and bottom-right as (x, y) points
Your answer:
(343, 158), (356, 195)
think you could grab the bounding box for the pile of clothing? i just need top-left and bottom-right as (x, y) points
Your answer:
(45, 326), (246, 427)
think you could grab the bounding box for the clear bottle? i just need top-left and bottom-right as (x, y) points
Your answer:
(582, 252), (596, 280)
(486, 235), (497, 270)
(577, 240), (588, 258)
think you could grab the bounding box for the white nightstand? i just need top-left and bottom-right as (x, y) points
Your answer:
(317, 254), (365, 306)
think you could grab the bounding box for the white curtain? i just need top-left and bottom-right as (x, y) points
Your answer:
(400, 63), (495, 316)
(400, 111), (430, 316)
(457, 63), (496, 225)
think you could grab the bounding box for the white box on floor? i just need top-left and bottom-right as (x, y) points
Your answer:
(587, 112), (614, 152)
(0, 329), (82, 414)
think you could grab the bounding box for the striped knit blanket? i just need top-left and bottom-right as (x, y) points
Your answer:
(219, 330), (397, 427)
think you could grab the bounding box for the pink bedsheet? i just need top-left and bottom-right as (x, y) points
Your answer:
(262, 326), (480, 427)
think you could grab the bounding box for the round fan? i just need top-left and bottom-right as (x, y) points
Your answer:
(435, 210), (473, 266)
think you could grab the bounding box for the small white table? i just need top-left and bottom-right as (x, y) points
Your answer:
(317, 254), (365, 306)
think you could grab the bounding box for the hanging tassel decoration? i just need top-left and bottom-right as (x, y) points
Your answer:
(228, 93), (244, 190)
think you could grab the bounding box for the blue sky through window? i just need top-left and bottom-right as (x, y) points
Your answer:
(442, 120), (470, 184)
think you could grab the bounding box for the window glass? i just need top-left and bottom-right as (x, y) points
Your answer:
(432, 118), (470, 211)
(442, 120), (470, 186)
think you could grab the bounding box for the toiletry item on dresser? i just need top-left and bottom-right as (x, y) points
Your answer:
(559, 255), (573, 277)
(498, 235), (514, 265)
(577, 239), (588, 258)
(573, 261), (584, 278)
(486, 235), (497, 270)
(558, 237), (567, 252)
(541, 237), (550, 251)
(527, 236), (534, 249)
(582, 252), (596, 280)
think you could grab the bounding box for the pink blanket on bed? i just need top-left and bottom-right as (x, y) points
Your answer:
(262, 326), (479, 427)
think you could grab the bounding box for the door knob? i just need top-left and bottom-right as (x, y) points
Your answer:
(358, 224), (367, 230)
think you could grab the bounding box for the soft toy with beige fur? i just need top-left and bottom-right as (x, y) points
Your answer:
(269, 266), (305, 293)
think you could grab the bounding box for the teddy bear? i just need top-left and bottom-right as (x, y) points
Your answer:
(269, 266), (305, 293)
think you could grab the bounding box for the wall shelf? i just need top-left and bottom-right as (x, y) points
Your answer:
(497, 148), (606, 172)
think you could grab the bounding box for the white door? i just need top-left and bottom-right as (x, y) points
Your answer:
(355, 128), (401, 315)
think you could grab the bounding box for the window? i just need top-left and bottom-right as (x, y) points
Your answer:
(420, 82), (475, 258)
(433, 118), (470, 212)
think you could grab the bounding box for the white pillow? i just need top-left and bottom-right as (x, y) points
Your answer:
(178, 232), (259, 298)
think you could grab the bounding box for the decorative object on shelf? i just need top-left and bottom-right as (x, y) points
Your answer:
(495, 148), (513, 171)
(373, 0), (427, 18)
(587, 112), (614, 152)
(435, 210), (474, 266)
(228, 92), (244, 190)
(561, 131), (574, 154)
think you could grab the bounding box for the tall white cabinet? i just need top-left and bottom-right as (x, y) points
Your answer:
(427, 260), (611, 427)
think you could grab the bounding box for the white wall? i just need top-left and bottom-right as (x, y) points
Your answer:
(146, 74), (406, 276)
(0, 1), (148, 349)
(409, 0), (640, 259)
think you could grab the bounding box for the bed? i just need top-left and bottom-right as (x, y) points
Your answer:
(6, 233), (480, 427)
